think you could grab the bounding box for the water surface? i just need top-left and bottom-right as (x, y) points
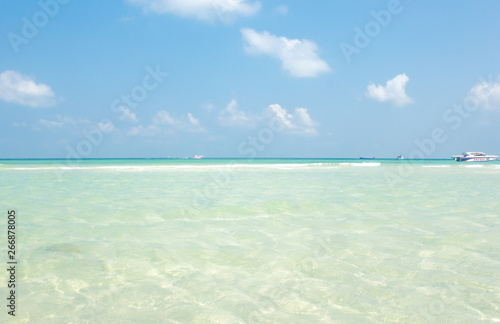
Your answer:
(1, 159), (499, 323)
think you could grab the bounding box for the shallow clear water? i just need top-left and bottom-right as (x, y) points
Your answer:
(1, 159), (499, 323)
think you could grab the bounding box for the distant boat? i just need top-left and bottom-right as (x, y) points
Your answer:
(396, 154), (404, 160)
(359, 157), (375, 160)
(452, 152), (499, 162)
(193, 155), (203, 159)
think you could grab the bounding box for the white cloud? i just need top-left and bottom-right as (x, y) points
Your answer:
(468, 77), (500, 112)
(128, 125), (143, 136)
(153, 110), (176, 126)
(218, 99), (253, 127)
(128, 125), (162, 136)
(118, 15), (136, 23)
(34, 116), (92, 132)
(0, 70), (57, 108)
(38, 119), (65, 128)
(273, 5), (288, 15)
(365, 73), (414, 107)
(37, 115), (76, 129)
(264, 104), (319, 135)
(187, 112), (200, 126)
(294, 107), (317, 128)
(130, 110), (204, 136)
(184, 112), (205, 132)
(97, 121), (115, 133)
(217, 99), (319, 135)
(129, 0), (261, 23)
(202, 103), (215, 112)
(118, 106), (139, 123)
(241, 28), (332, 78)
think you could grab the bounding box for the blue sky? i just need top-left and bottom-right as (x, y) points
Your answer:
(1, 0), (500, 158)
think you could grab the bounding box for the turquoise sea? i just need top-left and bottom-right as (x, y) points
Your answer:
(1, 158), (499, 323)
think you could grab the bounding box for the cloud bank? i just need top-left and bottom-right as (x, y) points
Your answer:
(264, 104), (319, 136)
(217, 99), (319, 135)
(130, 110), (204, 136)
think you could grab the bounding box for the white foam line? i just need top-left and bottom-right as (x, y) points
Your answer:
(1, 166), (149, 171)
(0, 163), (334, 172)
(339, 162), (380, 167)
(464, 165), (484, 168)
(1, 167), (65, 171)
(357, 162), (380, 166)
(422, 165), (450, 168)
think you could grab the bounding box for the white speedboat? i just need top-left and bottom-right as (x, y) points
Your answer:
(452, 152), (499, 162)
